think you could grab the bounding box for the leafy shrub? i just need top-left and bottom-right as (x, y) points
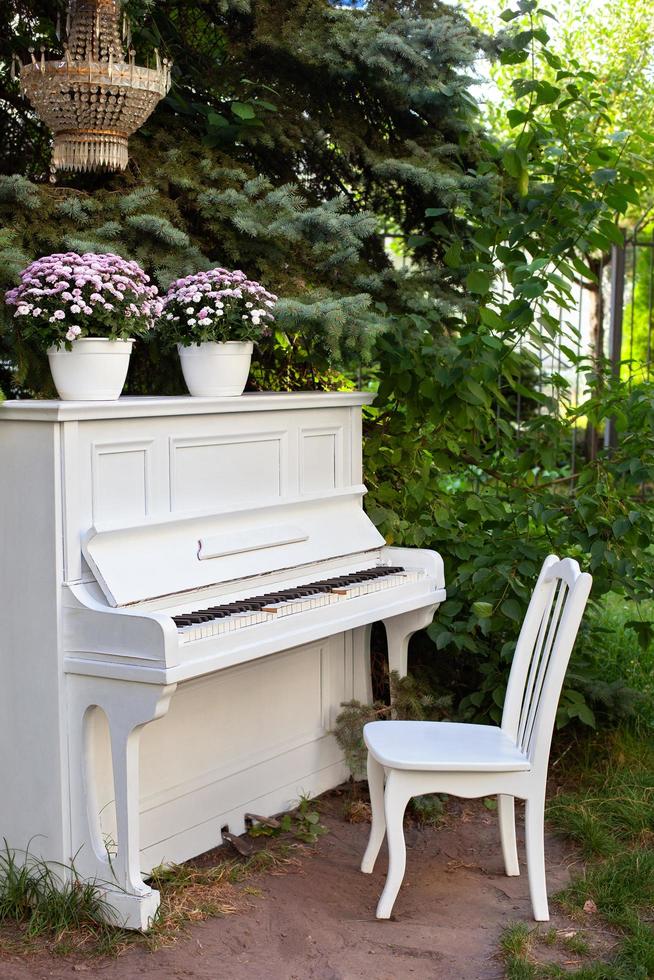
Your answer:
(365, 0), (654, 727)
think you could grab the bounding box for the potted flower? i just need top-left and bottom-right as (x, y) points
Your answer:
(5, 251), (158, 401)
(158, 267), (277, 397)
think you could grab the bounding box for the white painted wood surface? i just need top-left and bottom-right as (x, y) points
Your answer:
(0, 393), (445, 930)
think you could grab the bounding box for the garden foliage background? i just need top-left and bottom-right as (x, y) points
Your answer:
(2, 0), (654, 730)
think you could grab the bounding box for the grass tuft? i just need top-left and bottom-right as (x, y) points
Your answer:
(0, 840), (123, 954)
(0, 834), (301, 956)
(501, 921), (533, 958)
(0, 841), (112, 934)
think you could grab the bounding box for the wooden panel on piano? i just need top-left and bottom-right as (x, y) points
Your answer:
(91, 439), (153, 523)
(169, 429), (287, 510)
(300, 425), (343, 494)
(85, 634), (356, 870)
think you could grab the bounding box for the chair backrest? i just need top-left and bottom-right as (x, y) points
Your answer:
(501, 555), (592, 771)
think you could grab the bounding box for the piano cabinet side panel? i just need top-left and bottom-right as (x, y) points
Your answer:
(0, 421), (69, 863)
(86, 629), (371, 871)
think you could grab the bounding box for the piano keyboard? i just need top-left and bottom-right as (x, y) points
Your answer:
(173, 565), (420, 643)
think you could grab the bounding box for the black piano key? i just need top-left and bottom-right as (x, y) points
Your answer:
(173, 614), (213, 626)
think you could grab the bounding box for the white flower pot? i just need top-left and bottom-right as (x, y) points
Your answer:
(178, 341), (254, 397)
(47, 338), (134, 401)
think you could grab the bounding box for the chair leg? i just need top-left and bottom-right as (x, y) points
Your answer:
(361, 754), (386, 874)
(376, 771), (412, 919)
(498, 794), (520, 877)
(525, 793), (549, 921)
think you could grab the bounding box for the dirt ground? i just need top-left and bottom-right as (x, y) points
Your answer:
(0, 792), (581, 980)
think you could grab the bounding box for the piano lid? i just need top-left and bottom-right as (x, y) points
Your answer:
(82, 488), (386, 607)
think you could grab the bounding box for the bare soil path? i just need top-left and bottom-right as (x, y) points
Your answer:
(0, 792), (577, 980)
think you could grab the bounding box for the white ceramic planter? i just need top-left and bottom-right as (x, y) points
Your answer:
(47, 338), (134, 401)
(178, 341), (253, 397)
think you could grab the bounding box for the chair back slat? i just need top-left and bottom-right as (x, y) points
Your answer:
(515, 580), (558, 747)
(520, 580), (568, 754)
(502, 556), (592, 770)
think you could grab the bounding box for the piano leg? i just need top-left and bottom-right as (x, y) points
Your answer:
(67, 675), (177, 931)
(383, 605), (438, 681)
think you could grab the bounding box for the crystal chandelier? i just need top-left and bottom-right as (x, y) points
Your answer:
(14, 0), (171, 174)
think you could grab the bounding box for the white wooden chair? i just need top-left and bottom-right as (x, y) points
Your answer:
(361, 555), (592, 921)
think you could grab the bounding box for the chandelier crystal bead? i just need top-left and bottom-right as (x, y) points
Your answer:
(18, 0), (171, 174)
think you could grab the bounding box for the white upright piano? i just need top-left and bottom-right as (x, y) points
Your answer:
(0, 392), (445, 929)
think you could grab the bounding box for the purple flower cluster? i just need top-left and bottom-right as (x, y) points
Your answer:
(5, 252), (158, 350)
(158, 267), (277, 346)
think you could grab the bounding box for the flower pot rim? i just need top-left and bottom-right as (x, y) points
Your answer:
(47, 337), (135, 355)
(177, 340), (254, 349)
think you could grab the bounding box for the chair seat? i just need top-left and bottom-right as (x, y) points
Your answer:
(363, 721), (531, 772)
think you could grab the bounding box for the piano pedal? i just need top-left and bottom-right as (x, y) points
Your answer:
(244, 812), (281, 830)
(221, 826), (253, 856)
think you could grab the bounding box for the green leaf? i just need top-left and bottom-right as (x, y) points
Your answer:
(500, 48), (530, 65)
(535, 81), (560, 105)
(462, 377), (491, 406)
(466, 270), (492, 295)
(517, 168), (529, 197)
(592, 168), (618, 186)
(479, 307), (505, 330)
(501, 598), (523, 622)
(502, 147), (524, 178)
(231, 102), (256, 120)
(472, 601), (494, 618)
(207, 112), (229, 128)
(516, 279), (546, 298)
(444, 242), (462, 268)
(570, 255), (598, 282)
(407, 235), (431, 249)
(507, 108), (530, 128)
(612, 517), (632, 537)
(568, 701), (596, 727)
